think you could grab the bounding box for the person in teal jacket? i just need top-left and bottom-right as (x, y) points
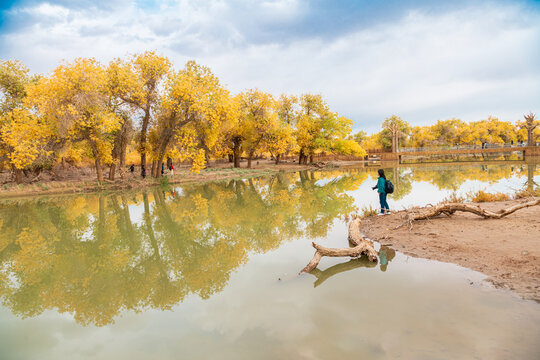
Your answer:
(372, 169), (390, 215)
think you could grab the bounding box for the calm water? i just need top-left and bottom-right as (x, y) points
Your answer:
(0, 161), (539, 359)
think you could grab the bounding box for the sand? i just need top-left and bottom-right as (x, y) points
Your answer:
(361, 199), (540, 301)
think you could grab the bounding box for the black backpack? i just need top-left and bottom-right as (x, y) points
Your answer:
(385, 179), (394, 194)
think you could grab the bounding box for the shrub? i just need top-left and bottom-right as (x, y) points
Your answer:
(442, 192), (466, 203)
(469, 190), (510, 203)
(360, 205), (379, 218)
(514, 188), (540, 199)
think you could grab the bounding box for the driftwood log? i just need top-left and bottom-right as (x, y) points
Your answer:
(393, 198), (540, 230)
(408, 198), (540, 221)
(300, 218), (378, 274)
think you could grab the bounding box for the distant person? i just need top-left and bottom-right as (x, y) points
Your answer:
(141, 165), (146, 178)
(169, 163), (174, 176)
(372, 169), (390, 215)
(129, 164), (135, 173)
(161, 163), (165, 176)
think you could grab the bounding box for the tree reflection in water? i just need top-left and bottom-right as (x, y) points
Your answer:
(0, 170), (365, 326)
(0, 162), (536, 326)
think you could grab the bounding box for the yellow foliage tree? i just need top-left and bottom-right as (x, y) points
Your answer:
(0, 60), (51, 183)
(107, 51), (171, 170)
(295, 94), (365, 163)
(236, 89), (278, 168)
(0, 109), (52, 183)
(27, 58), (121, 181)
(152, 60), (232, 176)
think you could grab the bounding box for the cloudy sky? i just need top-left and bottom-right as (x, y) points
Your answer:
(1, 0), (539, 133)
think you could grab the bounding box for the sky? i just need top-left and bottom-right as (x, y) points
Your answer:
(1, 0), (539, 133)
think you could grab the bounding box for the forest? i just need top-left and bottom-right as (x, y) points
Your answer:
(0, 53), (364, 183)
(1, 53), (538, 184)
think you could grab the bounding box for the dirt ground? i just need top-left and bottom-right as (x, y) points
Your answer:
(361, 199), (540, 302)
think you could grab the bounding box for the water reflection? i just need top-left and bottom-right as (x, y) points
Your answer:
(0, 171), (366, 326)
(0, 162), (538, 326)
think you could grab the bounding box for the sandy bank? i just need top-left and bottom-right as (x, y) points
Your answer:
(361, 199), (540, 301)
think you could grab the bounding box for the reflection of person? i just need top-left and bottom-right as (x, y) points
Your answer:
(379, 246), (396, 272)
(372, 169), (390, 215)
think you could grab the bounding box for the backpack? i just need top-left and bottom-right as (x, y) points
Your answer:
(385, 179), (394, 194)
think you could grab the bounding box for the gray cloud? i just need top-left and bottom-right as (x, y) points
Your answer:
(0, 0), (539, 132)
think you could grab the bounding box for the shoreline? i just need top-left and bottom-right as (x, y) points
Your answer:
(361, 199), (540, 302)
(0, 161), (351, 199)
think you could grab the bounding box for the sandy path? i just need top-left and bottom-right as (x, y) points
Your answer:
(361, 199), (540, 301)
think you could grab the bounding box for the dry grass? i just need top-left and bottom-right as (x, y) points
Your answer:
(442, 192), (466, 203)
(360, 205), (379, 218)
(514, 188), (540, 199)
(469, 190), (511, 203)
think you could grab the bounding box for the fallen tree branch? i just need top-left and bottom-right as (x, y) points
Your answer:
(300, 218), (378, 274)
(410, 198), (540, 221)
(393, 198), (540, 230)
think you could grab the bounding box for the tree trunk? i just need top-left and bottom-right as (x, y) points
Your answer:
(119, 138), (127, 180)
(275, 154), (281, 165)
(247, 152), (253, 168)
(95, 157), (103, 182)
(300, 218), (378, 273)
(228, 154), (234, 163)
(154, 135), (172, 178)
(233, 141), (241, 168)
(156, 158), (164, 179)
(204, 148), (211, 168)
(140, 109), (151, 172)
(14, 168), (23, 184)
(151, 161), (157, 178)
(109, 163), (116, 181)
(309, 155), (313, 164)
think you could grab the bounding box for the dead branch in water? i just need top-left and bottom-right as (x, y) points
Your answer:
(300, 218), (378, 274)
(395, 198), (540, 229)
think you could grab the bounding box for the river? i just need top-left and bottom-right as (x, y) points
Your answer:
(0, 161), (539, 359)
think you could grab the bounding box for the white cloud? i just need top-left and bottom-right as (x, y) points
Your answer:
(1, 1), (539, 132)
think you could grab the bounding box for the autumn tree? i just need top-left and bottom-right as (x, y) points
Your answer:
(266, 123), (295, 165)
(238, 90), (278, 168)
(353, 130), (367, 145)
(27, 58), (121, 181)
(0, 60), (51, 183)
(410, 126), (435, 148)
(296, 94), (365, 163)
(266, 94), (298, 164)
(518, 113), (538, 146)
(382, 115), (410, 152)
(108, 111), (134, 180)
(107, 52), (171, 172)
(151, 61), (232, 176)
(431, 118), (466, 145)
